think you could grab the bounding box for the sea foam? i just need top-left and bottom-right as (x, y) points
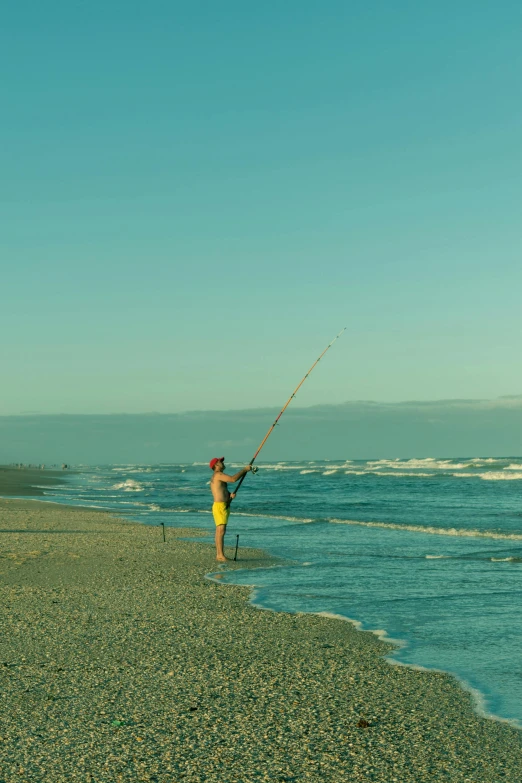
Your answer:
(329, 518), (522, 540)
(112, 479), (144, 491)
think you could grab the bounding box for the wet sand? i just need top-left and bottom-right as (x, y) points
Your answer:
(1, 491), (521, 782)
(0, 466), (67, 497)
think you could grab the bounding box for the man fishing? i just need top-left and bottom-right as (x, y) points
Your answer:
(209, 457), (251, 561)
(207, 331), (345, 561)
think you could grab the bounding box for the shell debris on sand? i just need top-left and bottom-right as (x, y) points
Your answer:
(0, 499), (521, 782)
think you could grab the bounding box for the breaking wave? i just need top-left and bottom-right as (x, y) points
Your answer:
(154, 507), (522, 541)
(453, 472), (522, 481)
(112, 479), (144, 491)
(329, 518), (522, 540)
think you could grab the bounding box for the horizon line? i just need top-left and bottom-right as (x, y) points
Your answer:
(4, 394), (522, 418)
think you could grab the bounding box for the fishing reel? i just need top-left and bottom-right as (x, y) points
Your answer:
(251, 465), (259, 474)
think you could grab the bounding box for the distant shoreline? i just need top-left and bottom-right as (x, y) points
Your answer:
(0, 465), (68, 497)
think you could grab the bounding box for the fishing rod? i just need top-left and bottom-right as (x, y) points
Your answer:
(231, 327), (346, 500)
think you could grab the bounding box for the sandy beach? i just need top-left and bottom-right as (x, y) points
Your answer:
(1, 473), (521, 782)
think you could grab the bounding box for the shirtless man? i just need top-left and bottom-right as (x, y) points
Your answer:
(209, 457), (251, 561)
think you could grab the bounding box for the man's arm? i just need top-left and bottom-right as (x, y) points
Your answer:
(218, 466), (251, 483)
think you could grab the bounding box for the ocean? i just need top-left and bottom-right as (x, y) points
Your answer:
(36, 457), (522, 728)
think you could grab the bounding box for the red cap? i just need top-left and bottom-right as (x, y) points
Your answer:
(209, 456), (225, 470)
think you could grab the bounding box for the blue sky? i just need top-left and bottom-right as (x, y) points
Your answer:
(2, 1), (521, 416)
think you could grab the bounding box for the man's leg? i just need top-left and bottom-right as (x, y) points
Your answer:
(215, 524), (227, 561)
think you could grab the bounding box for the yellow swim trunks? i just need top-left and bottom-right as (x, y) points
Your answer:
(212, 502), (230, 527)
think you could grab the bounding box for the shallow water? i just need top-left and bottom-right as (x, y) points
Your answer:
(38, 458), (522, 727)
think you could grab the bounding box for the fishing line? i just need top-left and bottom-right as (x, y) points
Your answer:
(231, 327), (346, 500)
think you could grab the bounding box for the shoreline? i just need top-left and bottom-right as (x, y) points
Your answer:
(213, 576), (522, 734)
(3, 468), (521, 731)
(0, 466), (69, 497)
(18, 496), (513, 734)
(1, 497), (522, 781)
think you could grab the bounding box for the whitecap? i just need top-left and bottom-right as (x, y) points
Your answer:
(365, 458), (469, 471)
(481, 472), (522, 481)
(368, 471), (436, 477)
(112, 479), (144, 491)
(451, 471), (522, 480)
(259, 464), (305, 471)
(329, 518), (522, 541)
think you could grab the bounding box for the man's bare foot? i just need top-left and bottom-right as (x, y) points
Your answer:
(216, 556), (227, 562)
